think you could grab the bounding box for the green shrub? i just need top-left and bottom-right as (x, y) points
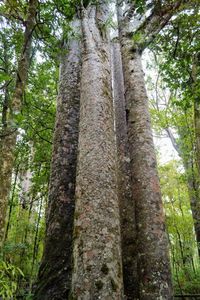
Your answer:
(173, 266), (200, 294)
(0, 260), (24, 299)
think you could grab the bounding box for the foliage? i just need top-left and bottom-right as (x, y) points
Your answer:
(0, 3), (57, 295)
(0, 260), (24, 299)
(151, 4), (200, 108)
(159, 160), (200, 294)
(145, 6), (200, 289)
(173, 267), (200, 294)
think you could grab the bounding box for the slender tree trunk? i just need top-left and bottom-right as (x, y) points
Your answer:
(167, 126), (200, 257)
(117, 5), (173, 299)
(191, 109), (200, 257)
(1, 38), (10, 129)
(20, 195), (34, 276)
(192, 57), (200, 177)
(31, 196), (43, 279)
(71, 4), (123, 299)
(178, 127), (200, 258)
(4, 164), (19, 242)
(111, 40), (138, 299)
(0, 0), (37, 249)
(34, 17), (81, 300)
(192, 58), (200, 256)
(183, 160), (200, 257)
(194, 100), (200, 175)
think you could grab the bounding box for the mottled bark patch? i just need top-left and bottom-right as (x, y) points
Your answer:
(71, 3), (124, 300)
(117, 5), (173, 298)
(34, 18), (81, 300)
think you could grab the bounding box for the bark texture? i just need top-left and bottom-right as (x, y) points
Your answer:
(34, 18), (81, 300)
(117, 4), (173, 299)
(71, 4), (123, 299)
(1, 36), (10, 129)
(111, 40), (138, 299)
(0, 0), (37, 249)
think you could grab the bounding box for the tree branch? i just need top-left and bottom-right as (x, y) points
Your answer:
(0, 12), (25, 24)
(135, 0), (185, 51)
(0, 128), (17, 139)
(123, 2), (136, 23)
(165, 127), (181, 156)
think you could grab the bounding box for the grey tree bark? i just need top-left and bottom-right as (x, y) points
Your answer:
(34, 18), (81, 300)
(111, 40), (138, 299)
(117, 2), (173, 299)
(71, 3), (124, 299)
(0, 0), (38, 250)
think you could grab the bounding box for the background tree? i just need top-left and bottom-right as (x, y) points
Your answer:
(149, 3), (200, 256)
(159, 161), (200, 294)
(0, 0), (38, 249)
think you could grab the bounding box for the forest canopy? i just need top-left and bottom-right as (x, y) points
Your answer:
(0, 0), (200, 299)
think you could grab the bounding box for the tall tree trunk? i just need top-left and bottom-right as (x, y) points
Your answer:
(111, 40), (138, 299)
(71, 3), (123, 299)
(117, 5), (173, 299)
(34, 17), (81, 300)
(0, 0), (37, 249)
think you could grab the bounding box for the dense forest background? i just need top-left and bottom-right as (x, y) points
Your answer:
(0, 0), (200, 299)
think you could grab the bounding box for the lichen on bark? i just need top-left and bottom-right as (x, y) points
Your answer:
(117, 2), (173, 299)
(71, 3), (124, 299)
(34, 17), (81, 300)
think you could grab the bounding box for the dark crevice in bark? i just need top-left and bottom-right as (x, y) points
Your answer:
(111, 40), (139, 299)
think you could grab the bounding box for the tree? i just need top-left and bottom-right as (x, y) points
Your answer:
(149, 4), (200, 256)
(115, 1), (189, 298)
(34, 15), (81, 299)
(159, 160), (200, 294)
(71, 2), (123, 298)
(2, 58), (57, 297)
(0, 0), (38, 249)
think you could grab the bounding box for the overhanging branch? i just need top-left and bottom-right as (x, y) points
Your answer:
(134, 0), (186, 51)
